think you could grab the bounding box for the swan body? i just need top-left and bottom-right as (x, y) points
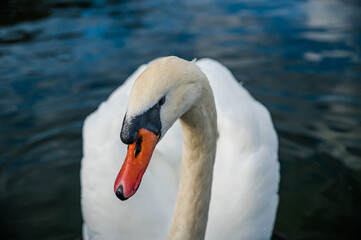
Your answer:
(81, 57), (279, 240)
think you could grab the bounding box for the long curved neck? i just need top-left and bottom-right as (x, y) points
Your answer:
(168, 80), (218, 240)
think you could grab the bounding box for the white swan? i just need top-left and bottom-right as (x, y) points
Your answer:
(81, 56), (279, 240)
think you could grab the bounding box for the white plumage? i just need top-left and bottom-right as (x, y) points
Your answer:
(81, 58), (279, 240)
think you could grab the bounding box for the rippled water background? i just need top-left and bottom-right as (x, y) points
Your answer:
(1, 0), (360, 239)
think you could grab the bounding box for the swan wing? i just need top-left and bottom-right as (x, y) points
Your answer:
(197, 59), (280, 240)
(81, 63), (182, 240)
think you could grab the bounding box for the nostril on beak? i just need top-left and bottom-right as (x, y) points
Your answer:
(135, 136), (142, 158)
(115, 185), (128, 201)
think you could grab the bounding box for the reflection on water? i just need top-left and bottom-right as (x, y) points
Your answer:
(0, 0), (360, 239)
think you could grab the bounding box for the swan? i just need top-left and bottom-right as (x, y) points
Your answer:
(81, 56), (279, 240)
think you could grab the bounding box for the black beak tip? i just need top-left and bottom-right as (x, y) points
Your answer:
(115, 185), (128, 201)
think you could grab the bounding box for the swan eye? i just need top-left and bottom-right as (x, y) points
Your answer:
(158, 96), (166, 106)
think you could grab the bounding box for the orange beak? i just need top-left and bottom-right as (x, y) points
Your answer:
(114, 128), (159, 200)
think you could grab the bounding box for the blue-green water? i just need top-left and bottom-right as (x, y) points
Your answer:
(1, 0), (360, 239)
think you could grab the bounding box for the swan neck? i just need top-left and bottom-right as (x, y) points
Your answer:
(168, 81), (217, 240)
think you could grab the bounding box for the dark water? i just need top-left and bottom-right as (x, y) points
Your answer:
(1, 0), (360, 239)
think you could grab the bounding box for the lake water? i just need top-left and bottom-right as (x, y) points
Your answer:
(0, 0), (360, 239)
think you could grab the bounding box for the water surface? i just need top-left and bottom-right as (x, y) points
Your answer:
(1, 0), (360, 239)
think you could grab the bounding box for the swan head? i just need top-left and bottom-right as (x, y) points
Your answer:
(114, 56), (206, 200)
